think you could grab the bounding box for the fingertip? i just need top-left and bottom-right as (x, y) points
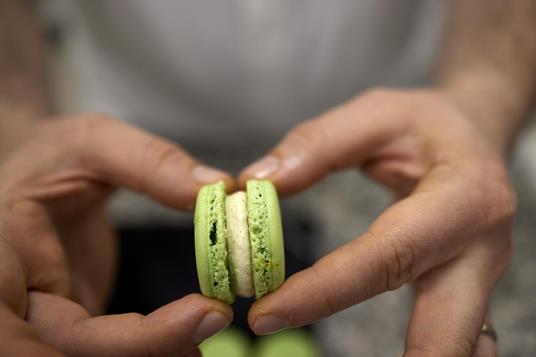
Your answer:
(247, 292), (287, 335)
(240, 156), (280, 181)
(180, 293), (234, 322)
(239, 156), (298, 197)
(186, 166), (235, 210)
(192, 165), (234, 188)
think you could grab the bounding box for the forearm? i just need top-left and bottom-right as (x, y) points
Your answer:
(0, 0), (50, 156)
(437, 0), (536, 152)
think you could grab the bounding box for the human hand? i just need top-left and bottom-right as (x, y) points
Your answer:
(0, 114), (234, 356)
(240, 88), (514, 356)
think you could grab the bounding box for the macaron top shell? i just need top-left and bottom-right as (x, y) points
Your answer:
(247, 180), (285, 298)
(194, 182), (234, 303)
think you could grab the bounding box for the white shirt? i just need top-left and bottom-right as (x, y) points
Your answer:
(41, 0), (445, 163)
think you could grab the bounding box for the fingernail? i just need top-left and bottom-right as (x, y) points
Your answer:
(193, 311), (231, 344)
(192, 165), (227, 183)
(245, 156), (279, 179)
(253, 315), (288, 335)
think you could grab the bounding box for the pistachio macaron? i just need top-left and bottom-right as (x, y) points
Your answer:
(194, 180), (285, 303)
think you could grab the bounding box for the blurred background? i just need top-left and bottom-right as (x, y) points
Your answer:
(37, 0), (536, 356)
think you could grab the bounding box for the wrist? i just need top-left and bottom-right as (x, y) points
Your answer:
(435, 66), (534, 155)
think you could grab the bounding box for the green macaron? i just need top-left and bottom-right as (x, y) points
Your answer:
(194, 180), (285, 303)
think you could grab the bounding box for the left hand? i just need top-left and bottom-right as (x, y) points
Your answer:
(240, 88), (513, 356)
(0, 115), (234, 356)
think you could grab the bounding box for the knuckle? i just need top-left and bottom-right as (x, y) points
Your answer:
(491, 179), (517, 222)
(406, 329), (475, 357)
(461, 164), (517, 232)
(405, 340), (473, 357)
(284, 119), (338, 172)
(136, 315), (162, 357)
(286, 120), (324, 150)
(475, 167), (517, 224)
(64, 113), (119, 150)
(139, 137), (185, 176)
(308, 264), (338, 316)
(41, 237), (68, 271)
(382, 238), (419, 291)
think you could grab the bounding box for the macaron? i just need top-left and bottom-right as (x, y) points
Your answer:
(194, 180), (285, 303)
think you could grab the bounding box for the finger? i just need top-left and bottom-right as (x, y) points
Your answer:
(0, 202), (71, 297)
(74, 116), (234, 207)
(59, 206), (117, 315)
(404, 245), (504, 357)
(0, 241), (63, 356)
(184, 346), (202, 357)
(239, 90), (410, 195)
(473, 334), (497, 357)
(3, 115), (234, 209)
(0, 238), (28, 315)
(0, 304), (64, 357)
(247, 174), (502, 334)
(27, 291), (233, 356)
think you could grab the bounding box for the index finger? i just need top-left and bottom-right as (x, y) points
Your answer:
(247, 171), (506, 334)
(0, 115), (234, 209)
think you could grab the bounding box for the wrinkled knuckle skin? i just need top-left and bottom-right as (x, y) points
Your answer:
(405, 341), (474, 357)
(405, 331), (475, 357)
(384, 239), (417, 291)
(60, 113), (118, 149)
(468, 167), (516, 276)
(287, 121), (324, 150)
(476, 166), (517, 226)
(139, 138), (183, 177)
(492, 179), (517, 224)
(309, 264), (338, 316)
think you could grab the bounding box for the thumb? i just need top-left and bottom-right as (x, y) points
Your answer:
(239, 91), (405, 196)
(2, 114), (234, 209)
(27, 292), (233, 356)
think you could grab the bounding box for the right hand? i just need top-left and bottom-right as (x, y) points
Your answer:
(0, 114), (234, 356)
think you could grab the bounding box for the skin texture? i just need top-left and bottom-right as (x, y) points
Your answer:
(0, 115), (235, 356)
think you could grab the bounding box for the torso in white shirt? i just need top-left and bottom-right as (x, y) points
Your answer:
(42, 0), (445, 162)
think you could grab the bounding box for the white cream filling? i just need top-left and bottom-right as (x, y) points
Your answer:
(225, 191), (254, 297)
